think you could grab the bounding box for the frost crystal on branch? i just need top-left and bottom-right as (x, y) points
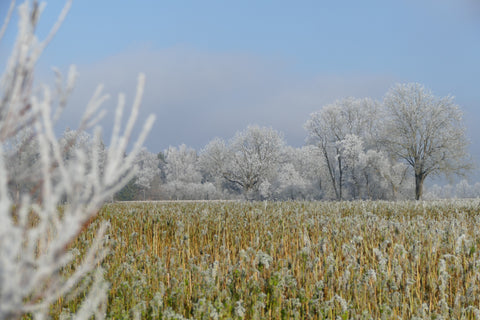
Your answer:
(0, 1), (154, 319)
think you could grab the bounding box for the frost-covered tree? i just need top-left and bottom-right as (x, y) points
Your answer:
(383, 83), (472, 200)
(198, 138), (228, 187)
(280, 145), (324, 199)
(425, 180), (480, 199)
(5, 128), (40, 203)
(60, 129), (94, 159)
(324, 133), (412, 200)
(163, 144), (217, 199)
(223, 125), (285, 200)
(198, 137), (239, 198)
(337, 134), (364, 199)
(165, 144), (202, 184)
(58, 129), (108, 203)
(0, 1), (154, 318)
(59, 129), (106, 178)
(455, 179), (474, 199)
(274, 163), (308, 200)
(304, 98), (380, 200)
(134, 147), (160, 199)
(360, 149), (411, 200)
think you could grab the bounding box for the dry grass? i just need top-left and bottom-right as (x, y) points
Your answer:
(50, 200), (480, 319)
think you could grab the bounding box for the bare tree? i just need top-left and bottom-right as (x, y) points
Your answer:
(383, 83), (472, 200)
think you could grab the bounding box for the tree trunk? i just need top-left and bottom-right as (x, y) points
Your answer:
(390, 181), (398, 201)
(415, 173), (424, 200)
(321, 146), (340, 200)
(338, 154), (343, 200)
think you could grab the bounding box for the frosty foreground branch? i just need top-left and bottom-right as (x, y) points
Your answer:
(0, 1), (154, 319)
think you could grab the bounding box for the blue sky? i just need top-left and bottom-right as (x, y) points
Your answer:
(1, 0), (480, 181)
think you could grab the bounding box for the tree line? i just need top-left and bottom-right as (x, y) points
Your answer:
(117, 83), (472, 201)
(8, 83), (472, 202)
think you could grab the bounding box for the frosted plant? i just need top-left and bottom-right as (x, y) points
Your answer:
(455, 234), (471, 255)
(0, 1), (154, 319)
(366, 269), (377, 284)
(331, 295), (348, 313)
(192, 298), (219, 320)
(132, 301), (147, 320)
(373, 247), (387, 275)
(234, 300), (246, 319)
(255, 250), (273, 270)
(149, 290), (165, 318)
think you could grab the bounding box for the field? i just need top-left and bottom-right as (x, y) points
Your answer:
(52, 200), (480, 319)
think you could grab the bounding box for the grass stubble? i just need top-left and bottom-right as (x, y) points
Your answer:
(49, 200), (480, 319)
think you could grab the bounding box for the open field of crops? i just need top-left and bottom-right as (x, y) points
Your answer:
(51, 200), (480, 319)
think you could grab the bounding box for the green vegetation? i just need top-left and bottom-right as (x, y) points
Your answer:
(52, 200), (480, 319)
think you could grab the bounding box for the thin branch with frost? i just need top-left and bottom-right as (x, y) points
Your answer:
(0, 1), (154, 319)
(0, 0), (15, 43)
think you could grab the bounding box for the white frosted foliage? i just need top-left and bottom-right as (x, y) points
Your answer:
(0, 1), (154, 319)
(383, 83), (472, 200)
(134, 147), (160, 190)
(224, 125), (285, 199)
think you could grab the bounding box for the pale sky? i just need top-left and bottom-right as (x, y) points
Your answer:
(1, 1), (480, 181)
